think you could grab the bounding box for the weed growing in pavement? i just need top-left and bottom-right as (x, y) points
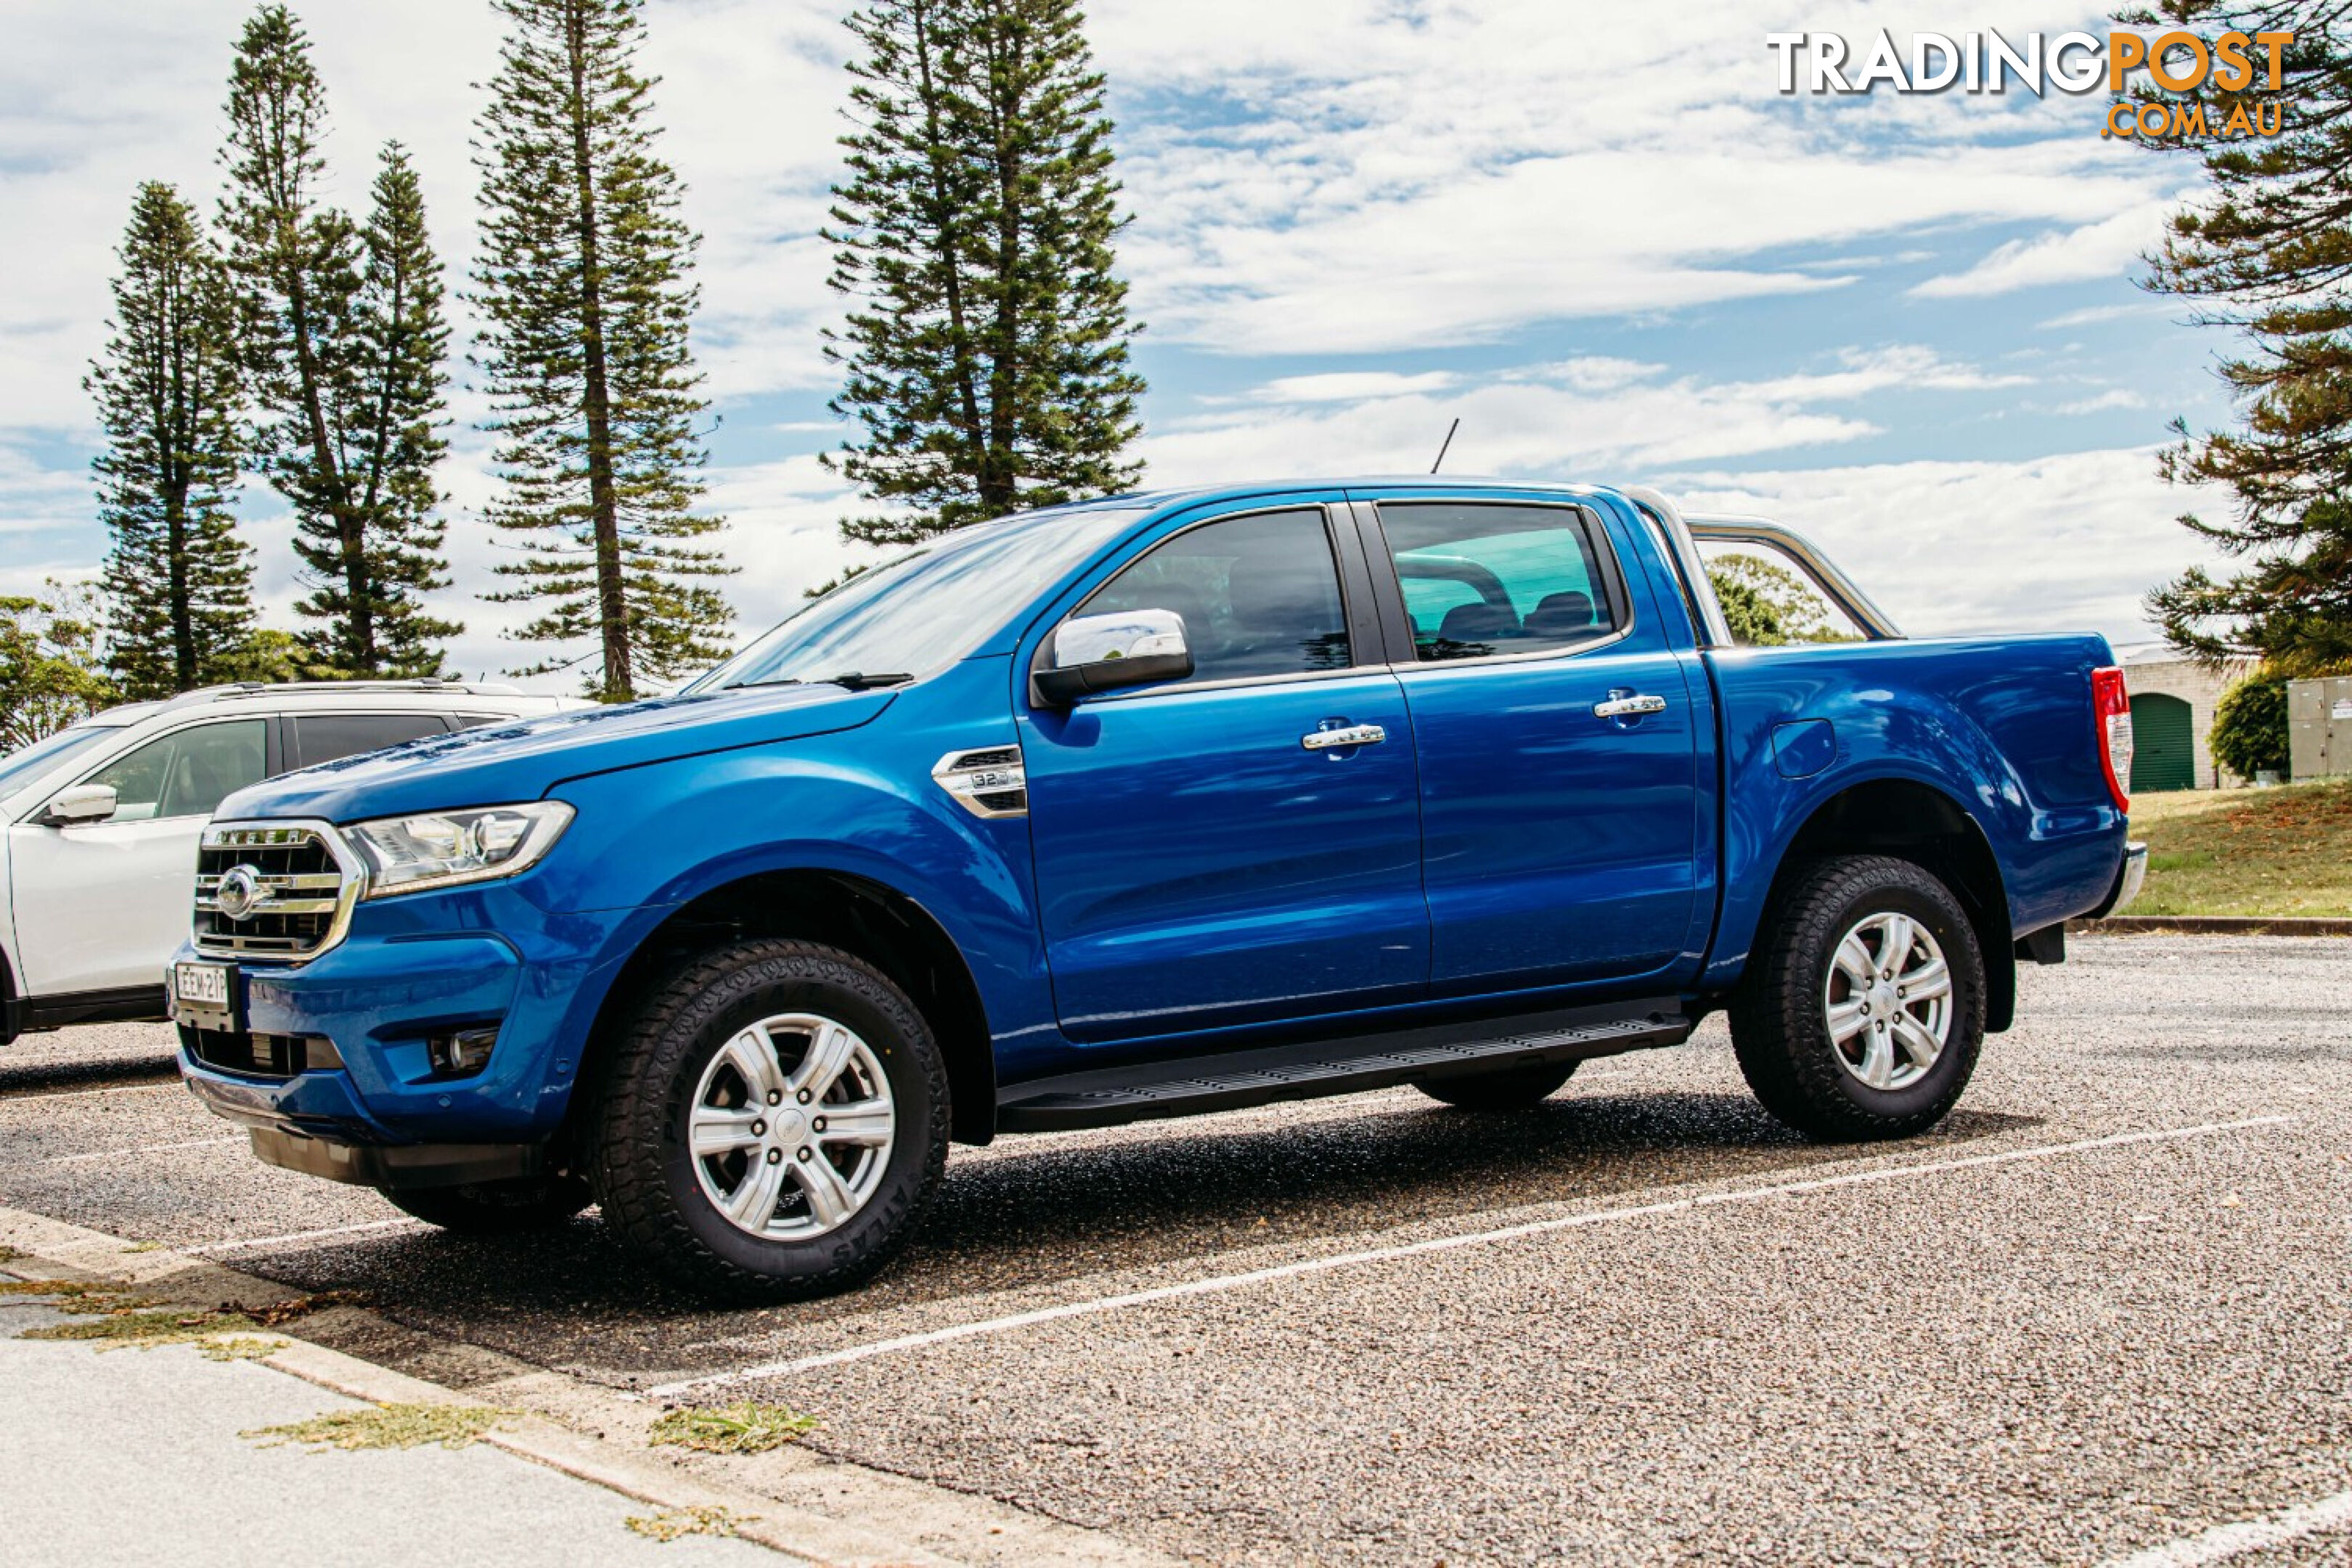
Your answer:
(121, 1241), (162, 1254)
(20, 1307), (262, 1349)
(244, 1402), (514, 1452)
(648, 1402), (819, 1454)
(200, 1336), (291, 1362)
(0, 1245), (22, 1263)
(625, 1506), (759, 1543)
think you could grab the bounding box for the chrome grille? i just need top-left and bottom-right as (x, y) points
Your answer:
(195, 824), (356, 960)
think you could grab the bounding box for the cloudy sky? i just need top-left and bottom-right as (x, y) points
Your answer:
(0, 0), (2242, 686)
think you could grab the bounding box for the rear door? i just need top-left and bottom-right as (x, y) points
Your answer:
(1018, 499), (1429, 1042)
(1360, 495), (1712, 995)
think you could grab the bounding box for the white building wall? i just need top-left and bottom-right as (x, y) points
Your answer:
(2118, 647), (2258, 790)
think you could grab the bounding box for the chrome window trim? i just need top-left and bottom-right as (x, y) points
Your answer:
(192, 819), (368, 965)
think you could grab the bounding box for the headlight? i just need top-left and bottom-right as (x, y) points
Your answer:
(343, 801), (574, 899)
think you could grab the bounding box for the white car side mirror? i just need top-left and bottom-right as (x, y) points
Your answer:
(1034, 609), (1195, 705)
(41, 783), (118, 827)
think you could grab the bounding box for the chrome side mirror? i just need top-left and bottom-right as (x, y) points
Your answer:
(41, 783), (118, 827)
(1034, 609), (1194, 706)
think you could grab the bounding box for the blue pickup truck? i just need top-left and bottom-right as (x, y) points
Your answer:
(173, 481), (2146, 1297)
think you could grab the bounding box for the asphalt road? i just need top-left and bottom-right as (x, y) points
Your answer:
(3, 935), (2347, 1566)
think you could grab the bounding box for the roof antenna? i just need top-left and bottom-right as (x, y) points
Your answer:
(1429, 417), (1460, 475)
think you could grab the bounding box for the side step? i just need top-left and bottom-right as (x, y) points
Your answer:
(996, 998), (1694, 1132)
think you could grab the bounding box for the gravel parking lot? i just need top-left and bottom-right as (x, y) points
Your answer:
(4, 935), (2347, 1566)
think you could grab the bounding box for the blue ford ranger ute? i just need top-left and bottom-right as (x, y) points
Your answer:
(173, 481), (2147, 1298)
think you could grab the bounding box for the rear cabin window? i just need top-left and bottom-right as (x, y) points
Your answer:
(1377, 503), (1620, 662)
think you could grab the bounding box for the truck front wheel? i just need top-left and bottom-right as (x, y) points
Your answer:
(590, 940), (950, 1300)
(1728, 855), (1985, 1141)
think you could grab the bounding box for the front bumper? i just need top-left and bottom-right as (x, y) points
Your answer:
(175, 891), (645, 1165)
(2090, 839), (2149, 918)
(245, 1125), (541, 1190)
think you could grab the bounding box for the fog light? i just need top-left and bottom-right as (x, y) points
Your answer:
(428, 1026), (499, 1078)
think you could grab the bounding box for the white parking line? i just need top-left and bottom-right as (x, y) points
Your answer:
(188, 1217), (427, 1255)
(643, 1115), (2295, 1400)
(0, 1079), (181, 1107)
(2101, 1485), (2352, 1566)
(36, 1135), (243, 1166)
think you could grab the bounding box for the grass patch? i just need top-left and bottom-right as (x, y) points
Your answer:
(121, 1241), (162, 1254)
(2126, 778), (2352, 918)
(624, 1506), (759, 1543)
(0, 1244), (22, 1264)
(200, 1336), (293, 1362)
(648, 1402), (819, 1455)
(20, 1307), (261, 1349)
(243, 1402), (513, 1452)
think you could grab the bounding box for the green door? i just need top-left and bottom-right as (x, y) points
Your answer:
(2130, 693), (2195, 792)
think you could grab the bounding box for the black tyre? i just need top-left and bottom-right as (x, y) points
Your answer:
(1728, 854), (1985, 1141)
(589, 939), (950, 1300)
(385, 1174), (593, 1235)
(1414, 1058), (1580, 1110)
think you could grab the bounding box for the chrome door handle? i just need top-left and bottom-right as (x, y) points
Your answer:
(1302, 723), (1387, 750)
(1593, 694), (1667, 719)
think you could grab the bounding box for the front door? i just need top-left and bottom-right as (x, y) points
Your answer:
(1020, 503), (1428, 1043)
(1365, 497), (1710, 994)
(7, 717), (269, 996)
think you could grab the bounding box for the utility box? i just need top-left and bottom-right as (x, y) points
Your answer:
(2287, 676), (2352, 780)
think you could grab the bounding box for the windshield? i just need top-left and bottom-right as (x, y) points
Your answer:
(690, 507), (1145, 693)
(0, 724), (126, 801)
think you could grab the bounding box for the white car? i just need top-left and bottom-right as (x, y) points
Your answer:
(0, 681), (574, 1045)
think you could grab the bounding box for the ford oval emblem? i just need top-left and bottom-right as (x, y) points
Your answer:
(215, 864), (271, 923)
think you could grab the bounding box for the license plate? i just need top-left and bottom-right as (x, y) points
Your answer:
(173, 960), (235, 1029)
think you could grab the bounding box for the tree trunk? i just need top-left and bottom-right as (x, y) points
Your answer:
(565, 0), (632, 702)
(913, 0), (987, 470)
(285, 258), (370, 673)
(982, 36), (1021, 518)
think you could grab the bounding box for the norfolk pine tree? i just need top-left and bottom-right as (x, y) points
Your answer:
(87, 182), (257, 700)
(825, 0), (1145, 545)
(2133, 0), (2352, 676)
(472, 0), (731, 703)
(219, 4), (457, 678)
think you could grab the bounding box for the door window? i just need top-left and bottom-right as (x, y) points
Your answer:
(81, 720), (266, 822)
(292, 713), (450, 769)
(1379, 503), (1620, 661)
(1074, 509), (1351, 687)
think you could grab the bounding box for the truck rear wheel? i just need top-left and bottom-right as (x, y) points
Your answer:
(1415, 1058), (1579, 1110)
(589, 939), (950, 1300)
(1728, 855), (1985, 1141)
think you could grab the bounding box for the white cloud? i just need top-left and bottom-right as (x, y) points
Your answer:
(1145, 346), (2019, 483)
(1248, 371), (1458, 404)
(2054, 388), (2147, 415)
(1671, 449), (2230, 645)
(1911, 203), (2176, 298)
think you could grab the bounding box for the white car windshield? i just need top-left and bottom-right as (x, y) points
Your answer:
(0, 724), (126, 801)
(690, 506), (1144, 694)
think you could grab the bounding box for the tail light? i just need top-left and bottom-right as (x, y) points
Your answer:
(2091, 666), (2132, 813)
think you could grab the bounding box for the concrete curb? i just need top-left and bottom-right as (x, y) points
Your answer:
(0, 1204), (1176, 1568)
(2074, 915), (2352, 937)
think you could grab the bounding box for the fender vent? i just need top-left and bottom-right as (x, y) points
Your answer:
(933, 746), (1028, 819)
